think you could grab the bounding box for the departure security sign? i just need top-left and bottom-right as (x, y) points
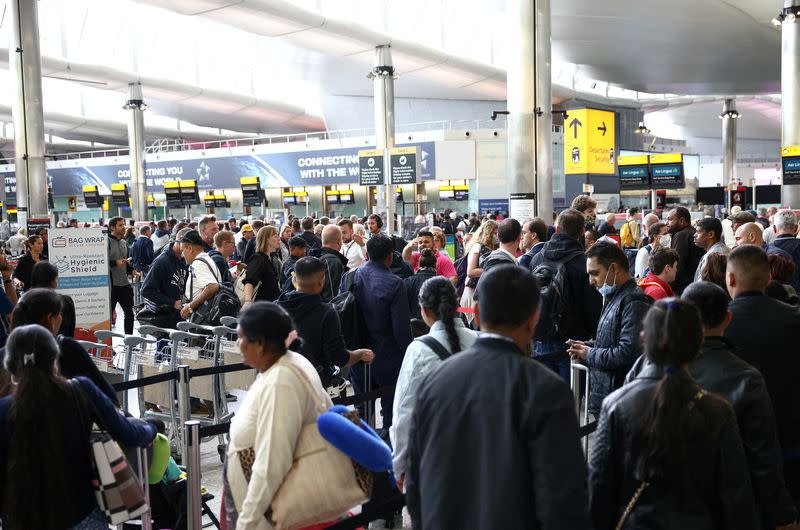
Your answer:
(564, 108), (616, 175)
(358, 149), (384, 186)
(782, 146), (800, 185)
(390, 146), (421, 185)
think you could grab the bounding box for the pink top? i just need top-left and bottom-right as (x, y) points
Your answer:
(411, 250), (457, 279)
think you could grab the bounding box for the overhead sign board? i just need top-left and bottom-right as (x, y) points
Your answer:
(358, 149), (384, 186)
(82, 185), (101, 208)
(110, 183), (130, 206)
(390, 146), (421, 185)
(179, 179), (200, 205)
(564, 108), (616, 175)
(240, 176), (264, 207)
(618, 154), (651, 190)
(782, 146), (800, 185)
(164, 180), (183, 207)
(649, 153), (685, 189)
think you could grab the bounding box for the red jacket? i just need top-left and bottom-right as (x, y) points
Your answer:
(638, 272), (675, 301)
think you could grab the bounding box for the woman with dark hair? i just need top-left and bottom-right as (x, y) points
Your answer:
(590, 299), (756, 529)
(403, 248), (438, 319)
(0, 289), (117, 403)
(223, 302), (332, 529)
(124, 226), (137, 246)
(699, 252), (729, 294)
(390, 276), (478, 492)
(0, 324), (156, 530)
(11, 235), (44, 291)
(634, 221), (669, 279)
(30, 261), (76, 337)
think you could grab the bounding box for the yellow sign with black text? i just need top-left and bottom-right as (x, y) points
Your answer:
(564, 108), (616, 175)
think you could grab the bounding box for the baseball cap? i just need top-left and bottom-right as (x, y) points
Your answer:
(241, 224), (253, 232)
(176, 229), (203, 247)
(728, 211), (756, 224)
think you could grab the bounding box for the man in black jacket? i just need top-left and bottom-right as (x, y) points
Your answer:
(771, 209), (800, 291)
(567, 242), (651, 415)
(406, 265), (590, 530)
(724, 244), (800, 505)
(318, 225), (349, 302)
(667, 206), (704, 294)
(141, 228), (190, 329)
(530, 208), (602, 382)
(627, 281), (798, 528)
(298, 216), (322, 249)
(276, 257), (373, 389)
(280, 236), (307, 287)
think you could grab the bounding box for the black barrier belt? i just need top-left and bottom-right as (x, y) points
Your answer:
(324, 493), (406, 530)
(112, 371), (178, 391)
(199, 422), (231, 438)
(189, 363), (250, 378)
(579, 420), (598, 438)
(332, 386), (395, 407)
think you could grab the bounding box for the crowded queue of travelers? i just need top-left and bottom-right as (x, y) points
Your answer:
(0, 202), (797, 528)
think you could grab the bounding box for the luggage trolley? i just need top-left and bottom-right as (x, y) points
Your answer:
(570, 362), (591, 458)
(75, 338), (126, 401)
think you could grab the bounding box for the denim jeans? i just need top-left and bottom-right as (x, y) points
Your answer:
(533, 340), (571, 384)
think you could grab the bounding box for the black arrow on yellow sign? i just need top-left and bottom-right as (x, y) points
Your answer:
(597, 122), (607, 136)
(569, 117), (582, 139)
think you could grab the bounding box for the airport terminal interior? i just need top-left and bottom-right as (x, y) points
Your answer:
(0, 0), (800, 529)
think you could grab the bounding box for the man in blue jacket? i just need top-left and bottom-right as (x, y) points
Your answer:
(352, 234), (412, 430)
(131, 225), (154, 275)
(141, 228), (189, 329)
(771, 209), (800, 291)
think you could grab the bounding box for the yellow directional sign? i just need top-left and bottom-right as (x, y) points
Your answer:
(564, 108), (616, 175)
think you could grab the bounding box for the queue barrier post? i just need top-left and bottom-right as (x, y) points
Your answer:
(136, 445), (153, 530)
(177, 365), (191, 461)
(570, 362), (591, 457)
(185, 420), (203, 530)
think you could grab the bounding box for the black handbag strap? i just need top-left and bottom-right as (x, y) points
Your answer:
(415, 335), (452, 361)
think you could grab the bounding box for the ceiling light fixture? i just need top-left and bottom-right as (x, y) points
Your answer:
(122, 99), (148, 111)
(635, 122), (650, 135)
(772, 5), (800, 27)
(719, 109), (741, 119)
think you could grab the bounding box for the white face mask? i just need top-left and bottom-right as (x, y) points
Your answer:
(659, 235), (671, 247)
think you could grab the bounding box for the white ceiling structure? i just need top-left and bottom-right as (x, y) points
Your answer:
(132, 0), (787, 142)
(0, 0), (788, 147)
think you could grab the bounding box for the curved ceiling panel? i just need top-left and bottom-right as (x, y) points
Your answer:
(0, 47), (326, 134)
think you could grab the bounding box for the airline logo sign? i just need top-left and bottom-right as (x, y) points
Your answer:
(564, 108), (616, 175)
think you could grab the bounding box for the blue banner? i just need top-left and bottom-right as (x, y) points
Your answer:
(0, 141), (437, 200)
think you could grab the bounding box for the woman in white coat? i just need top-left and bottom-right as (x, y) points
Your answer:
(223, 302), (332, 530)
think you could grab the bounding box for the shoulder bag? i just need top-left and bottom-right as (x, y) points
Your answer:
(230, 362), (371, 530)
(69, 380), (149, 525)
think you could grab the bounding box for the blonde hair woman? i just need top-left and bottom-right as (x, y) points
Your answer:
(242, 226), (282, 308)
(460, 219), (499, 324)
(278, 223), (293, 262)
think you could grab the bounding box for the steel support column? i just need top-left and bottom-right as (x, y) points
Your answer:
(507, 0), (536, 221)
(126, 82), (148, 221)
(721, 98), (738, 211)
(371, 45), (396, 235)
(782, 0), (800, 207)
(535, 0), (554, 224)
(9, 0), (47, 222)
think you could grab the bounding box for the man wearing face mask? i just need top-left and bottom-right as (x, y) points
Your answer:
(567, 242), (651, 416)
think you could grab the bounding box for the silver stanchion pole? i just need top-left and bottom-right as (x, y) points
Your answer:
(185, 420), (202, 530)
(137, 446), (153, 530)
(177, 364), (191, 461)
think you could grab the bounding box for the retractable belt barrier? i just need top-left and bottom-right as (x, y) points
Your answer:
(111, 362), (252, 392)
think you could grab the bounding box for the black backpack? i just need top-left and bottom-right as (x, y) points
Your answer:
(188, 258), (240, 326)
(531, 249), (585, 341)
(329, 269), (368, 349)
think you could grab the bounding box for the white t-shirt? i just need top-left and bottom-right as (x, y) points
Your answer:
(185, 253), (221, 301)
(341, 240), (366, 269)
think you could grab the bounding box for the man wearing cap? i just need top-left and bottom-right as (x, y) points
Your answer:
(723, 206), (756, 247)
(178, 230), (221, 321)
(235, 224), (254, 261)
(141, 227), (190, 329)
